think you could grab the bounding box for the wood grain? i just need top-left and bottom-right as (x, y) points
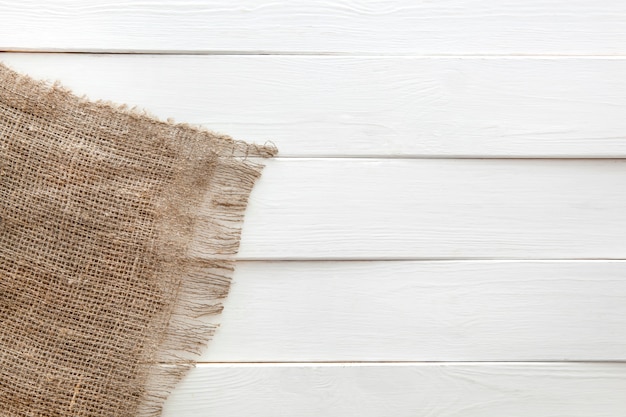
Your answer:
(194, 158), (626, 260)
(200, 261), (626, 362)
(2, 53), (626, 157)
(1, 1), (626, 54)
(163, 363), (626, 417)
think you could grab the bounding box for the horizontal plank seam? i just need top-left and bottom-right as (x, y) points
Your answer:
(204, 157), (626, 161)
(230, 258), (626, 264)
(270, 156), (626, 160)
(7, 50), (626, 59)
(182, 361), (626, 367)
(234, 257), (626, 262)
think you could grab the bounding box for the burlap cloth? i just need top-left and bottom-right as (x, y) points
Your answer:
(0, 62), (276, 416)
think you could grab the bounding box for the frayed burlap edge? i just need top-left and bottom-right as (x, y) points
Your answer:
(0, 61), (277, 416)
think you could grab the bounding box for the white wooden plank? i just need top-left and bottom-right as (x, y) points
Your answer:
(214, 158), (626, 260)
(163, 363), (626, 416)
(1, 1), (626, 54)
(200, 261), (626, 362)
(3, 53), (626, 157)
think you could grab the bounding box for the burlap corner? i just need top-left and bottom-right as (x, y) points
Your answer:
(0, 62), (276, 416)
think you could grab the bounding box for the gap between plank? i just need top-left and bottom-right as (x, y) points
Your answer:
(230, 156), (626, 161)
(184, 361), (626, 367)
(6, 49), (626, 59)
(234, 257), (626, 262)
(265, 156), (626, 160)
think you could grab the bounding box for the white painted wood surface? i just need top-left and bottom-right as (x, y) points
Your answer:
(2, 1), (626, 415)
(2, 54), (626, 157)
(163, 363), (626, 417)
(1, 1), (626, 54)
(224, 159), (626, 260)
(200, 261), (626, 362)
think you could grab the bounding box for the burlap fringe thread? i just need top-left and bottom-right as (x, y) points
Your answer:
(0, 62), (276, 416)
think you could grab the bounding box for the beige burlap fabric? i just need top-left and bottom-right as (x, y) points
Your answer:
(0, 62), (276, 416)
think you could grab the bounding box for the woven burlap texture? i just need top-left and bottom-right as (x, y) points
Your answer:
(0, 62), (276, 416)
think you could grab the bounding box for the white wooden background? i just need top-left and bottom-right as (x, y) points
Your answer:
(2, 1), (626, 415)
